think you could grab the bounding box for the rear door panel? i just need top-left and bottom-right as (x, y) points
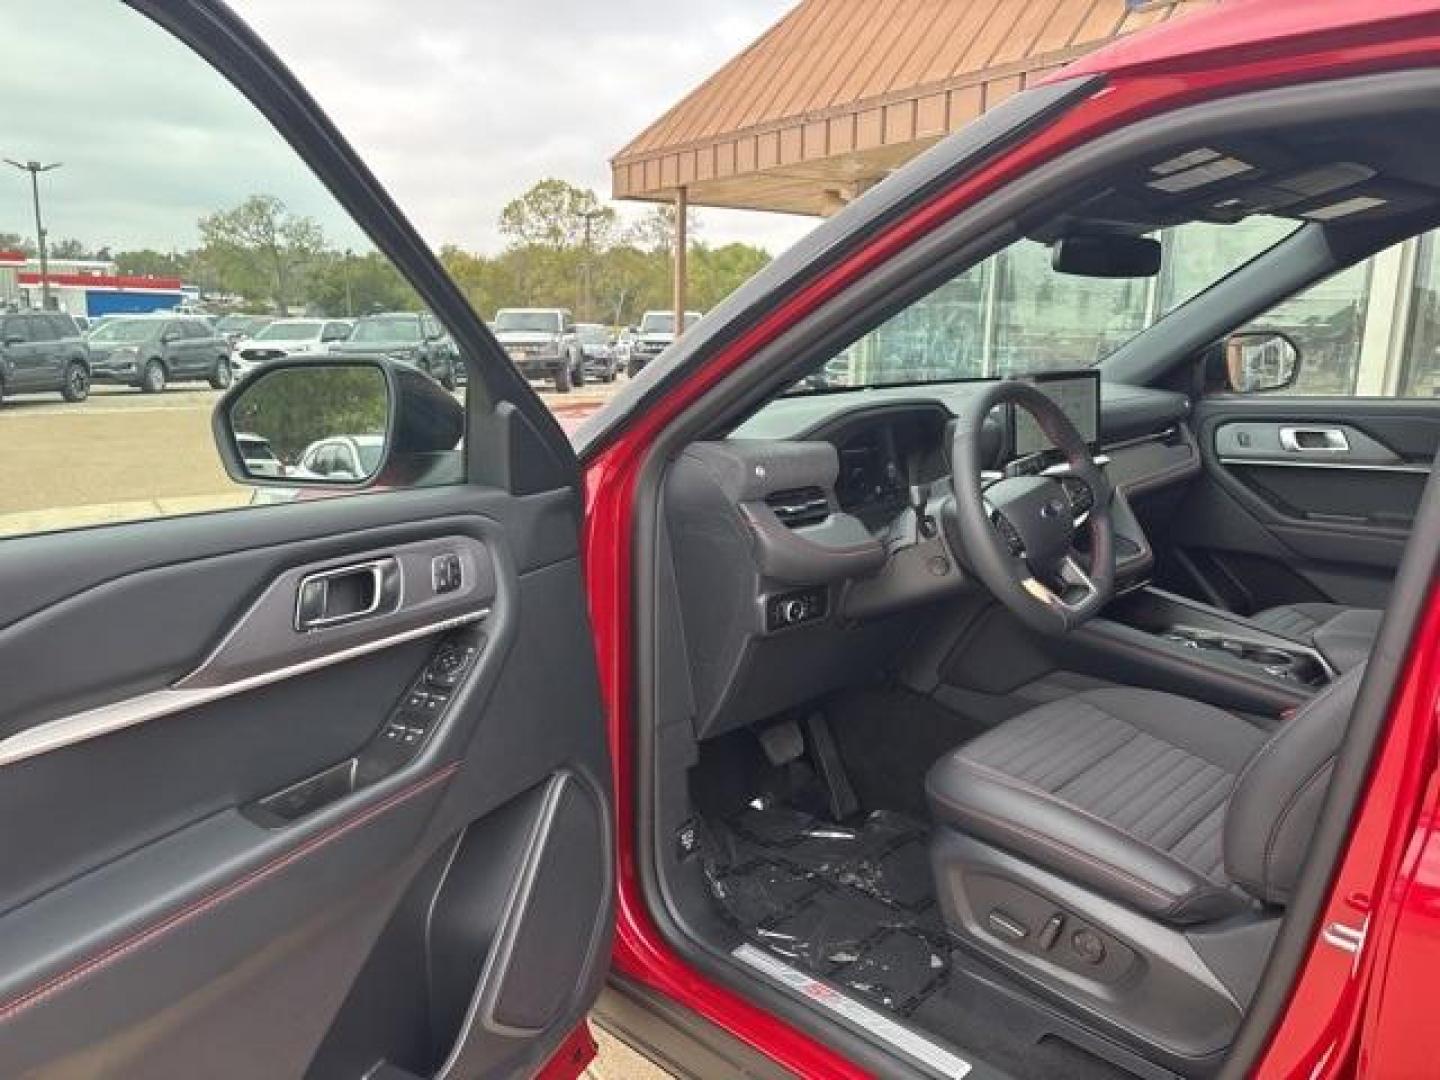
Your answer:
(1174, 395), (1439, 610)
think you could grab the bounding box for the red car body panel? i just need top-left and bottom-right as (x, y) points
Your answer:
(582, 4), (1440, 1075)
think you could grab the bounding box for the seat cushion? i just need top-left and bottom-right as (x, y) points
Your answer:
(926, 688), (1268, 924)
(1253, 602), (1372, 641)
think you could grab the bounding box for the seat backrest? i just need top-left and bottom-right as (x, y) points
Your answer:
(1224, 665), (1365, 906)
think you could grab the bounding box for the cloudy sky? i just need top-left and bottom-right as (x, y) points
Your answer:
(2, 0), (819, 258)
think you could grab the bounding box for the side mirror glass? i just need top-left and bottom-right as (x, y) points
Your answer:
(214, 357), (464, 488)
(221, 364), (390, 485)
(1225, 331), (1301, 393)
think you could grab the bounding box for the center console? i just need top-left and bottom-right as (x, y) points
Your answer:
(1107, 588), (1333, 688)
(1062, 587), (1336, 720)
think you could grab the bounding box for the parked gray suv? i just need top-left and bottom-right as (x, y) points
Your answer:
(0, 310), (91, 404)
(88, 315), (233, 393)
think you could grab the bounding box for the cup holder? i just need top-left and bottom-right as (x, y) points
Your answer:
(1160, 626), (1327, 686)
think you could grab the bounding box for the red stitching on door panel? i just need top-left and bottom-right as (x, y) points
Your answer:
(0, 763), (459, 1024)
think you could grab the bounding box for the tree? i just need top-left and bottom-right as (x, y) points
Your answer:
(198, 194), (327, 312)
(626, 203), (701, 254)
(307, 250), (417, 316)
(498, 179), (617, 252)
(440, 245), (510, 317)
(115, 248), (186, 277)
(0, 232), (33, 256)
(689, 242), (770, 312)
(48, 238), (92, 260)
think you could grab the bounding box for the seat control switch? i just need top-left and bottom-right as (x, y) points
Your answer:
(1038, 913), (1064, 951)
(986, 909), (1028, 943)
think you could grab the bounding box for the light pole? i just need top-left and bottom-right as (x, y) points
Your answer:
(342, 248), (354, 317)
(580, 209), (604, 322)
(5, 159), (62, 310)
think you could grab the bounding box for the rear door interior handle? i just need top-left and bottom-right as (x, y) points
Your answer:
(295, 557), (402, 631)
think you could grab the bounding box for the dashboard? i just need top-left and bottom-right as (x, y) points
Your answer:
(664, 377), (1196, 738)
(819, 372), (1103, 523)
(830, 407), (951, 526)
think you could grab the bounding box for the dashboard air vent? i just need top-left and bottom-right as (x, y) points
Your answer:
(765, 487), (830, 528)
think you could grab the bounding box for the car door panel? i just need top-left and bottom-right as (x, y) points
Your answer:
(1175, 396), (1439, 610)
(0, 488), (610, 1080)
(0, 3), (611, 1076)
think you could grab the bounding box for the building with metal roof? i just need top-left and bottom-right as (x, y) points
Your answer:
(613, 0), (1208, 217)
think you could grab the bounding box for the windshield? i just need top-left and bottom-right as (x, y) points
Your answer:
(494, 311), (560, 333)
(786, 218), (1296, 393)
(255, 320), (322, 340)
(217, 315), (268, 333)
(350, 316), (420, 343)
(90, 319), (161, 344)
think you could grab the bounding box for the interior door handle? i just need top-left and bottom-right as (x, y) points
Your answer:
(295, 557), (401, 631)
(1278, 426), (1350, 453)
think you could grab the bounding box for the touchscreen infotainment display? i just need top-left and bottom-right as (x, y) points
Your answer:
(1011, 371), (1100, 458)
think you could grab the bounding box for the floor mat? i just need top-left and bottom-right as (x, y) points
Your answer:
(704, 805), (948, 1015)
(702, 803), (1142, 1080)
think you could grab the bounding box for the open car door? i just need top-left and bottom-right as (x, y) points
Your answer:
(0, 4), (611, 1078)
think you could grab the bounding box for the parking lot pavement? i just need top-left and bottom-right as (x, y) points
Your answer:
(0, 379), (620, 535)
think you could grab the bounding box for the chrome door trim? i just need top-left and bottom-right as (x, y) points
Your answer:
(1217, 457), (1431, 474)
(0, 608), (488, 768)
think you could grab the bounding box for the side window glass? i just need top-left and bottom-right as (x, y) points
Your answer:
(1402, 232), (1440, 397)
(28, 313), (56, 343)
(0, 1), (466, 540)
(1226, 229), (1440, 399)
(2, 316), (29, 344)
(1237, 262), (1372, 396)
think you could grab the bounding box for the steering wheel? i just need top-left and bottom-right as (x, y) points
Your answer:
(950, 380), (1116, 635)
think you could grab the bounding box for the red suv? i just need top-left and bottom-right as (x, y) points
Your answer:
(4, 4), (1440, 1080)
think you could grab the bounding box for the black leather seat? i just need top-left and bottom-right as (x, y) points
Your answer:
(925, 670), (1364, 1069)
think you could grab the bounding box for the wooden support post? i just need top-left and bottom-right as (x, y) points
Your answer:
(673, 185), (688, 339)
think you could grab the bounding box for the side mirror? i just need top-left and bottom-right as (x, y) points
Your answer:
(1052, 234), (1162, 278)
(212, 357), (464, 488)
(1224, 331), (1301, 393)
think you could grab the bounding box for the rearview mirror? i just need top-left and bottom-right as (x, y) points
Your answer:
(213, 357), (464, 487)
(1052, 234), (1162, 278)
(1224, 331), (1301, 393)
